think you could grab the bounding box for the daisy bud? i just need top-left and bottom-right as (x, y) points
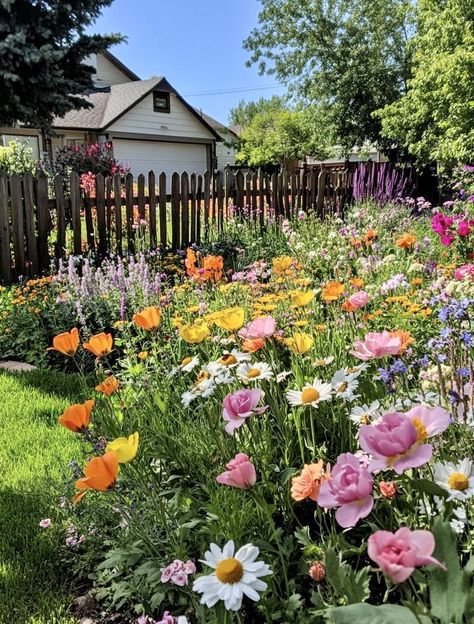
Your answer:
(309, 561), (325, 582)
(379, 481), (397, 498)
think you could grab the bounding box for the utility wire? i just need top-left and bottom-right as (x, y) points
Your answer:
(182, 84), (285, 97)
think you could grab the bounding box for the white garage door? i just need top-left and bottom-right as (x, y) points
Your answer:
(112, 139), (208, 181)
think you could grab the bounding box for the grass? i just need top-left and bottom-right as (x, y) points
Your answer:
(0, 369), (84, 624)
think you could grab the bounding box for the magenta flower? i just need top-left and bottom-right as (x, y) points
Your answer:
(238, 316), (276, 340)
(222, 388), (268, 434)
(440, 233), (455, 246)
(368, 527), (446, 583)
(317, 453), (374, 528)
(457, 220), (471, 237)
(216, 453), (256, 489)
(350, 331), (401, 361)
(359, 405), (450, 474)
(347, 290), (369, 310)
(454, 264), (474, 280)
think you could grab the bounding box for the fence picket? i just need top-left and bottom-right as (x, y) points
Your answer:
(196, 174), (203, 244)
(190, 173), (197, 243)
(70, 172), (82, 256)
(148, 171), (157, 248)
(95, 173), (107, 257)
(113, 173), (123, 255)
(203, 171), (210, 238)
(181, 172), (189, 247)
(36, 172), (50, 272)
(125, 173), (134, 254)
(0, 174), (11, 283)
(10, 174), (25, 276)
(23, 173), (39, 276)
(159, 172), (167, 247)
(171, 172), (180, 249)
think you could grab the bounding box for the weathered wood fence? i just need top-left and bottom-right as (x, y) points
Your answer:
(0, 166), (351, 283)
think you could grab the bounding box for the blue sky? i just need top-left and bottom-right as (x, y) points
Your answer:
(90, 0), (285, 125)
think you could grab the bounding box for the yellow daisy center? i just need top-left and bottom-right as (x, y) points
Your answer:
(447, 472), (469, 491)
(301, 388), (320, 404)
(220, 354), (238, 366)
(337, 382), (348, 393)
(360, 414), (370, 425)
(195, 371), (209, 385)
(411, 417), (428, 442)
(215, 557), (244, 584)
(181, 356), (192, 366)
(314, 359), (326, 366)
(247, 368), (261, 379)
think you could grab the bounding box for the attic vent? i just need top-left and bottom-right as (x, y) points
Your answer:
(153, 91), (170, 113)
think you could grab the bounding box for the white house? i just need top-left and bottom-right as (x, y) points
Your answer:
(1, 50), (233, 177)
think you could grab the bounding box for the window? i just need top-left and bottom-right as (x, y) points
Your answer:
(65, 138), (84, 148)
(2, 134), (40, 160)
(153, 91), (170, 113)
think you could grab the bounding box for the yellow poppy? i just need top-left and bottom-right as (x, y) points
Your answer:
(285, 332), (314, 354)
(291, 290), (314, 307)
(106, 432), (139, 464)
(179, 322), (210, 344)
(211, 307), (245, 331)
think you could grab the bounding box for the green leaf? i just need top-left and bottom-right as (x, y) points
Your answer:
(324, 547), (370, 604)
(324, 604), (433, 624)
(409, 479), (448, 498)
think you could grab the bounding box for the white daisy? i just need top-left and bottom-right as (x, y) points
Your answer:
(434, 459), (474, 501)
(331, 369), (359, 401)
(344, 363), (369, 378)
(181, 379), (215, 407)
(313, 356), (335, 367)
(349, 400), (381, 426)
(236, 362), (274, 383)
(286, 378), (333, 407)
(170, 355), (200, 376)
(214, 349), (251, 369)
(192, 540), (272, 612)
(205, 362), (234, 385)
(276, 370), (292, 383)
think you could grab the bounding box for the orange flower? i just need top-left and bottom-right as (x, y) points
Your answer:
(389, 330), (414, 354)
(395, 233), (417, 249)
(242, 338), (265, 353)
(321, 281), (345, 302)
(59, 400), (94, 432)
(83, 332), (113, 357)
(341, 300), (358, 312)
(350, 237), (362, 247)
(363, 229), (377, 244)
(95, 376), (119, 397)
(73, 451), (119, 504)
(133, 306), (161, 331)
(47, 327), (80, 356)
(350, 278), (365, 289)
(185, 248), (223, 283)
(291, 461), (329, 502)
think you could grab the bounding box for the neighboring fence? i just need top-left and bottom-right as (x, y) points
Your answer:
(0, 166), (352, 283)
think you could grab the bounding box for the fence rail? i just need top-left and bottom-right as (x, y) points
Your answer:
(0, 165), (352, 283)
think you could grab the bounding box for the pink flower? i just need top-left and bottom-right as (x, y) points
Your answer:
(350, 331), (401, 361)
(457, 220), (471, 236)
(454, 264), (474, 280)
(171, 571), (189, 586)
(359, 405), (450, 474)
(347, 290), (369, 310)
(39, 518), (52, 528)
(317, 453), (374, 528)
(183, 560), (196, 574)
(431, 213), (453, 234)
(216, 453), (256, 489)
(238, 316), (276, 340)
(222, 388), (267, 434)
(368, 527), (445, 583)
(440, 233), (455, 246)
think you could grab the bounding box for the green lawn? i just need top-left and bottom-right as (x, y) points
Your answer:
(0, 370), (84, 624)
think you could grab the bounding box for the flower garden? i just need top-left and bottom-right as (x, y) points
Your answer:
(2, 168), (474, 624)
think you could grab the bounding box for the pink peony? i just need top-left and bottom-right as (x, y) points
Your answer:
(359, 405), (450, 474)
(440, 233), (455, 246)
(454, 264), (474, 281)
(238, 316), (276, 340)
(317, 453), (374, 528)
(347, 290), (369, 310)
(350, 331), (401, 361)
(368, 527), (445, 583)
(457, 220), (471, 237)
(216, 453), (256, 489)
(222, 388), (267, 435)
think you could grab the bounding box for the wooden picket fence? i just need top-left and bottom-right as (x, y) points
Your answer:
(0, 166), (351, 283)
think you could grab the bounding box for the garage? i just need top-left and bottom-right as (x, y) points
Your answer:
(112, 139), (210, 181)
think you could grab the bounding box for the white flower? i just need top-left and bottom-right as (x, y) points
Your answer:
(349, 400), (381, 426)
(205, 362), (234, 385)
(181, 379), (215, 406)
(286, 379), (333, 407)
(276, 370), (292, 383)
(331, 369), (359, 401)
(170, 355), (200, 376)
(312, 356), (334, 367)
(344, 362), (369, 378)
(236, 362), (274, 383)
(212, 349), (251, 369)
(434, 459), (474, 501)
(192, 540), (271, 611)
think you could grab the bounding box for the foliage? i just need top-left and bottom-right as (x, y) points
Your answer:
(228, 95), (287, 128)
(52, 142), (130, 178)
(244, 0), (414, 153)
(0, 0), (123, 132)
(0, 139), (39, 175)
(376, 0), (474, 167)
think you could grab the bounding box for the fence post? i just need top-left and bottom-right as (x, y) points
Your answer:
(23, 172), (39, 276)
(10, 174), (25, 278)
(159, 172), (167, 247)
(148, 171), (157, 248)
(113, 173), (123, 256)
(171, 172), (181, 249)
(0, 174), (11, 283)
(69, 172), (82, 256)
(36, 171), (50, 273)
(125, 172), (134, 254)
(190, 173), (197, 243)
(181, 172), (189, 247)
(95, 173), (107, 257)
(316, 170), (326, 216)
(203, 171), (210, 239)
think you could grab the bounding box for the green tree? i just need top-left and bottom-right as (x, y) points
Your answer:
(229, 95), (287, 128)
(237, 106), (332, 167)
(376, 0), (474, 166)
(244, 0), (414, 153)
(0, 0), (123, 132)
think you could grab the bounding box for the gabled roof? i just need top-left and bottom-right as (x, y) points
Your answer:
(102, 50), (141, 81)
(53, 78), (221, 139)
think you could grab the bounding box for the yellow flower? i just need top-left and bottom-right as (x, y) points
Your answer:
(172, 316), (184, 328)
(285, 332), (314, 354)
(106, 432), (139, 464)
(291, 290), (314, 307)
(138, 351), (148, 360)
(315, 324), (327, 331)
(179, 322), (210, 344)
(210, 307), (245, 331)
(185, 305), (200, 313)
(272, 256), (296, 275)
(292, 320), (308, 327)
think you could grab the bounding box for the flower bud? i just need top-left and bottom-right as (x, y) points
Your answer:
(309, 561), (325, 582)
(379, 480), (397, 498)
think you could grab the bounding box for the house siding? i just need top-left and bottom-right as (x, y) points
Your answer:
(95, 54), (135, 87)
(107, 93), (215, 140)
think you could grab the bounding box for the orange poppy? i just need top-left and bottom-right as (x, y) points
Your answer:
(47, 327), (80, 356)
(59, 400), (94, 432)
(291, 461), (330, 502)
(390, 330), (414, 354)
(321, 281), (345, 302)
(395, 233), (417, 249)
(83, 332), (113, 357)
(350, 278), (365, 289)
(133, 306), (161, 331)
(242, 337), (266, 353)
(341, 300), (358, 312)
(363, 229), (377, 244)
(95, 376), (119, 396)
(73, 451), (119, 504)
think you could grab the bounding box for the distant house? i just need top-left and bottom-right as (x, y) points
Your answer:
(194, 109), (239, 170)
(0, 50), (235, 178)
(303, 144), (387, 167)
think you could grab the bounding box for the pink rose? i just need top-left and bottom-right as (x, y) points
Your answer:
(238, 316), (276, 340)
(222, 388), (267, 434)
(347, 290), (369, 310)
(368, 527), (445, 583)
(350, 331), (401, 361)
(216, 453), (256, 489)
(317, 453), (374, 528)
(454, 264), (474, 280)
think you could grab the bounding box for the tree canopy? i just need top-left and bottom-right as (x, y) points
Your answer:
(229, 95), (287, 128)
(0, 0), (123, 132)
(244, 0), (414, 153)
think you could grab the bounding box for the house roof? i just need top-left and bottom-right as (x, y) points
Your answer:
(193, 109), (239, 139)
(102, 50), (141, 81)
(53, 78), (221, 139)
